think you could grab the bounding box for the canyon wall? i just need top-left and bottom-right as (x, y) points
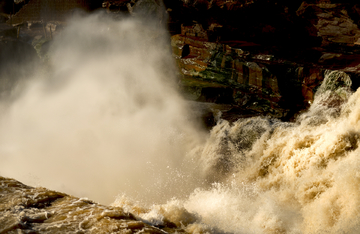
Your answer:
(2, 0), (360, 120)
(163, 0), (360, 120)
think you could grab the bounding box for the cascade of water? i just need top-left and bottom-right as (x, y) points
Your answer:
(129, 70), (360, 233)
(2, 9), (360, 234)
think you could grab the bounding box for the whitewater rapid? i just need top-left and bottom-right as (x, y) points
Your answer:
(1, 11), (360, 234)
(115, 70), (360, 234)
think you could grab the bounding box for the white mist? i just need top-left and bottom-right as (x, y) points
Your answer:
(0, 13), (205, 205)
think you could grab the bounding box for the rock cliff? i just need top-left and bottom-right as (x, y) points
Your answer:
(164, 0), (360, 120)
(2, 0), (360, 120)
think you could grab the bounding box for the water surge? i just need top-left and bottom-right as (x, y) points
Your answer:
(122, 70), (360, 233)
(1, 12), (360, 234)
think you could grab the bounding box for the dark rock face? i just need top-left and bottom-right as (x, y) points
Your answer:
(171, 27), (326, 120)
(164, 0), (360, 47)
(0, 176), (185, 233)
(164, 0), (360, 120)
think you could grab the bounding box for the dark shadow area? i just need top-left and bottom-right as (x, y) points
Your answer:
(196, 87), (234, 104)
(0, 38), (40, 98)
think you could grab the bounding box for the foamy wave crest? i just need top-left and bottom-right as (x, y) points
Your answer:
(126, 70), (360, 233)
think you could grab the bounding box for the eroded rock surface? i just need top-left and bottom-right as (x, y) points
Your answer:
(165, 0), (360, 120)
(0, 176), (185, 233)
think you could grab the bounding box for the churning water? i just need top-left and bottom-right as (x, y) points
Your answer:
(1, 12), (360, 234)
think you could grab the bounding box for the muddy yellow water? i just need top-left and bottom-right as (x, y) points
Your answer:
(109, 70), (360, 234)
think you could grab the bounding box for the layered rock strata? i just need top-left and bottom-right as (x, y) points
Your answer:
(165, 0), (360, 120)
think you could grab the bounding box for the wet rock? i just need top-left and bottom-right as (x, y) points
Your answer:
(297, 2), (360, 45)
(164, 0), (360, 119)
(0, 176), (187, 233)
(0, 215), (24, 233)
(172, 31), (328, 119)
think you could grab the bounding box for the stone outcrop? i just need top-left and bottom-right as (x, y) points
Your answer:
(297, 2), (360, 45)
(171, 24), (327, 119)
(0, 176), (186, 233)
(164, 0), (360, 120)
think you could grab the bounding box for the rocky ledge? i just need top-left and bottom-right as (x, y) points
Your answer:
(0, 176), (185, 233)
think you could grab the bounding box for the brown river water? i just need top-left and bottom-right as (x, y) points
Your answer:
(1, 13), (360, 234)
